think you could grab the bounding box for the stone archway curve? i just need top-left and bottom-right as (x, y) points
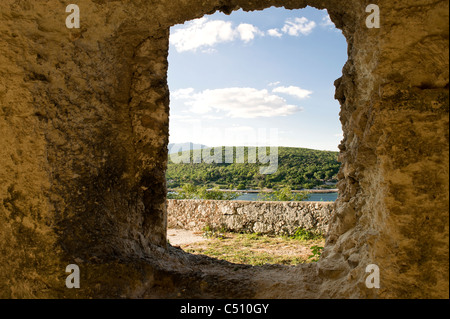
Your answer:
(0, 0), (448, 299)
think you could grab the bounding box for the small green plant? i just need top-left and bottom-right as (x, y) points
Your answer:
(308, 245), (324, 262)
(168, 183), (239, 200)
(245, 232), (263, 241)
(290, 228), (322, 241)
(257, 187), (310, 202)
(198, 186), (240, 200)
(202, 224), (227, 239)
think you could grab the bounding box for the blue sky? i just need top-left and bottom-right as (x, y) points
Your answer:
(168, 6), (348, 151)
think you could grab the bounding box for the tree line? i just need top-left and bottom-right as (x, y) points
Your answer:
(166, 146), (340, 190)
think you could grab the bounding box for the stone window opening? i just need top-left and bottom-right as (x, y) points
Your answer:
(165, 6), (347, 268)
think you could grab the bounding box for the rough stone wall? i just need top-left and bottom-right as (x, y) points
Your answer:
(0, 0), (448, 299)
(167, 199), (334, 235)
(319, 0), (449, 299)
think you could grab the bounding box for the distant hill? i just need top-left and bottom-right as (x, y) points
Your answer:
(168, 142), (208, 154)
(166, 146), (340, 190)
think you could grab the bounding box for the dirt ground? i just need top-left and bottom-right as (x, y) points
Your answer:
(167, 228), (207, 246)
(167, 228), (325, 266)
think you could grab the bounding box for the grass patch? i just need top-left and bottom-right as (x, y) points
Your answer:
(183, 229), (325, 266)
(286, 228), (323, 241)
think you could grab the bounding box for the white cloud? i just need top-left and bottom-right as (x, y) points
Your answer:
(267, 28), (283, 38)
(281, 17), (316, 36)
(170, 18), (262, 52)
(272, 86), (313, 99)
(202, 115), (224, 120)
(170, 18), (234, 52)
(171, 88), (195, 99)
(170, 16), (322, 52)
(268, 81), (281, 87)
(173, 87), (303, 118)
(236, 23), (264, 42)
(170, 114), (195, 120)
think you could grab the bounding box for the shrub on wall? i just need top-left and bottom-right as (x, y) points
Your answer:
(167, 183), (239, 200)
(257, 187), (310, 201)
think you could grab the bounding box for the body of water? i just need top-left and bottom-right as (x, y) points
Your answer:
(235, 192), (338, 202)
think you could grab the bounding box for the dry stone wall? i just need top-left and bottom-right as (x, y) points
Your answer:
(167, 200), (334, 236)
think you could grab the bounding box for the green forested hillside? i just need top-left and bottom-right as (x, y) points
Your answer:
(166, 147), (340, 190)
